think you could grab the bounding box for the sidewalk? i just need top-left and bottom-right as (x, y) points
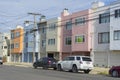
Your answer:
(4, 62), (110, 75)
(90, 67), (109, 75)
(4, 62), (33, 68)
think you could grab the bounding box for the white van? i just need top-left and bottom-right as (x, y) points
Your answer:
(57, 56), (93, 73)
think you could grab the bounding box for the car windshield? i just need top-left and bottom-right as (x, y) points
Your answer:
(82, 57), (92, 61)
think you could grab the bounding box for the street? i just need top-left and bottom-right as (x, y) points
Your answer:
(0, 65), (119, 80)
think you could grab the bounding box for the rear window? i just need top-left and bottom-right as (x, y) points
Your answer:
(82, 57), (92, 61)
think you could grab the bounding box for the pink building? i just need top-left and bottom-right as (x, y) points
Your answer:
(60, 8), (92, 59)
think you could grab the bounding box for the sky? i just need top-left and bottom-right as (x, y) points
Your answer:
(0, 0), (116, 32)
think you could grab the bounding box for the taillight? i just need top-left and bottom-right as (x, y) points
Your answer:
(48, 60), (51, 64)
(79, 61), (83, 64)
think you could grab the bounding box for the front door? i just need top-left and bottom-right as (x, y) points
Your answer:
(48, 53), (54, 58)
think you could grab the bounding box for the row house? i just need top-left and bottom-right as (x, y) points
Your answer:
(46, 17), (61, 60)
(37, 16), (61, 60)
(10, 26), (24, 62)
(91, 0), (120, 67)
(23, 24), (39, 63)
(60, 8), (92, 59)
(37, 17), (47, 58)
(0, 33), (10, 62)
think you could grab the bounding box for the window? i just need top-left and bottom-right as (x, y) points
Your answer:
(76, 57), (81, 60)
(4, 46), (7, 49)
(11, 44), (14, 49)
(49, 23), (56, 31)
(115, 9), (120, 18)
(11, 32), (14, 39)
(15, 43), (19, 48)
(68, 57), (75, 60)
(75, 17), (85, 25)
(48, 39), (55, 45)
(16, 32), (20, 37)
(114, 30), (120, 40)
(42, 40), (46, 47)
(26, 42), (28, 48)
(42, 27), (46, 33)
(75, 35), (85, 43)
(82, 57), (92, 61)
(65, 37), (71, 45)
(99, 13), (110, 24)
(98, 32), (109, 43)
(66, 20), (72, 30)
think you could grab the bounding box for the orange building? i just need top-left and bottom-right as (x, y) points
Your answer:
(10, 26), (24, 62)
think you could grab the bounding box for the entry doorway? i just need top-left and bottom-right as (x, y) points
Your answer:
(48, 53), (54, 58)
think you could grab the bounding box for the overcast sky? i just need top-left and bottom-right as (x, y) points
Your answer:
(0, 0), (116, 32)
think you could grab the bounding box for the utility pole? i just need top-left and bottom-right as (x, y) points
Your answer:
(28, 13), (41, 62)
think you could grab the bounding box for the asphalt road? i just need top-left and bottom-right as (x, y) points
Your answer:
(0, 65), (119, 80)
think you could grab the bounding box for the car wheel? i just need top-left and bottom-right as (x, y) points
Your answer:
(72, 65), (78, 73)
(33, 64), (37, 69)
(112, 70), (119, 77)
(84, 70), (90, 74)
(53, 67), (57, 70)
(57, 64), (62, 71)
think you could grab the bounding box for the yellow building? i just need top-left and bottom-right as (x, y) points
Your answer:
(10, 26), (24, 62)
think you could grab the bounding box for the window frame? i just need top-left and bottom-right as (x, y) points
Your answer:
(75, 35), (85, 43)
(65, 36), (72, 45)
(114, 30), (120, 40)
(75, 17), (86, 25)
(66, 20), (72, 30)
(99, 12), (110, 24)
(98, 32), (110, 44)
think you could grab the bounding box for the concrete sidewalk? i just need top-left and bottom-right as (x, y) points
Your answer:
(4, 62), (33, 68)
(4, 62), (110, 75)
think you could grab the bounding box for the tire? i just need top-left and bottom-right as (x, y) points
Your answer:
(33, 64), (37, 69)
(112, 70), (119, 77)
(53, 67), (57, 70)
(72, 65), (78, 73)
(57, 64), (62, 71)
(84, 70), (90, 74)
(43, 66), (48, 70)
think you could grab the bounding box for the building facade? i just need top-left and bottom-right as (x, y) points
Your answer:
(37, 17), (47, 58)
(23, 24), (39, 63)
(91, 1), (120, 67)
(11, 26), (24, 62)
(46, 17), (61, 60)
(0, 33), (10, 62)
(60, 8), (92, 59)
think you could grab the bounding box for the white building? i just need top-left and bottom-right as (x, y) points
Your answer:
(91, 0), (120, 67)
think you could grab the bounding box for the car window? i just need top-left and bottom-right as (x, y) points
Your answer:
(82, 57), (92, 61)
(68, 57), (75, 60)
(76, 57), (81, 60)
(63, 57), (69, 61)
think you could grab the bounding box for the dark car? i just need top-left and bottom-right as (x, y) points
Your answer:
(0, 57), (3, 65)
(109, 66), (120, 77)
(33, 57), (57, 70)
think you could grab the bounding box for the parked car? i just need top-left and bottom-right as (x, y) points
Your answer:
(57, 56), (93, 73)
(0, 57), (3, 65)
(109, 66), (120, 77)
(33, 57), (57, 70)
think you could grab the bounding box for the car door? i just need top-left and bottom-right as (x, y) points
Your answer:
(37, 58), (42, 67)
(65, 57), (74, 70)
(61, 57), (69, 70)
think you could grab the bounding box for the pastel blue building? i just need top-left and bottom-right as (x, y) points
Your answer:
(23, 24), (40, 63)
